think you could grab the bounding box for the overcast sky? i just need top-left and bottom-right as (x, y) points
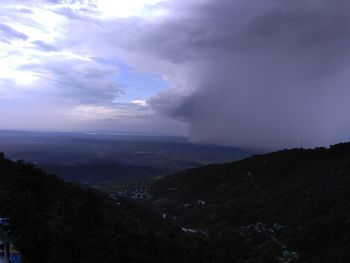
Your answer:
(1, 0), (350, 148)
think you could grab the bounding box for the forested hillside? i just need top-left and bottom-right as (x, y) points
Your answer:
(0, 153), (211, 263)
(2, 142), (350, 263)
(0, 152), (270, 263)
(151, 143), (350, 262)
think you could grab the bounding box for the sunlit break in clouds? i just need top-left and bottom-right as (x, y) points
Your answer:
(2, 0), (350, 148)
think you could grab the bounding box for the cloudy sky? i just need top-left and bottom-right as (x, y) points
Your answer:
(1, 0), (350, 148)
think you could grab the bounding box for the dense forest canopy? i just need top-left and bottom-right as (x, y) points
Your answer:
(151, 143), (350, 262)
(1, 142), (350, 262)
(0, 153), (213, 263)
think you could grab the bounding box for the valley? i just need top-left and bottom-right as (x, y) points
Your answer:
(0, 131), (252, 189)
(1, 133), (350, 262)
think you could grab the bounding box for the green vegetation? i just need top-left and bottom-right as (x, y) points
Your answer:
(0, 153), (214, 263)
(0, 131), (250, 186)
(2, 142), (350, 262)
(151, 143), (350, 262)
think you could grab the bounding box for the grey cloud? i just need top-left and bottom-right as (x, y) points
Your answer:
(21, 58), (123, 104)
(17, 8), (33, 14)
(0, 23), (28, 42)
(50, 63), (123, 104)
(32, 40), (59, 52)
(139, 0), (350, 61)
(149, 92), (195, 122)
(143, 0), (350, 148)
(4, 0), (350, 143)
(52, 6), (98, 21)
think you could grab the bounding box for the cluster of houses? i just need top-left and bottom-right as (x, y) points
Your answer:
(240, 222), (298, 263)
(241, 222), (284, 235)
(183, 200), (207, 208)
(0, 218), (21, 263)
(109, 188), (148, 200)
(181, 227), (207, 236)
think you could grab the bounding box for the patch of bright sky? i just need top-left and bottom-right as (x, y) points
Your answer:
(0, 38), (90, 88)
(0, 4), (67, 87)
(93, 58), (166, 103)
(2, 4), (66, 43)
(115, 62), (166, 103)
(69, 104), (119, 120)
(96, 0), (168, 18)
(0, 0), (169, 104)
(0, 42), (39, 86)
(55, 0), (168, 19)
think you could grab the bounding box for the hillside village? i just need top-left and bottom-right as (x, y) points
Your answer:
(0, 218), (21, 263)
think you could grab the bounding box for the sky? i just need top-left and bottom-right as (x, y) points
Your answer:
(1, 0), (350, 148)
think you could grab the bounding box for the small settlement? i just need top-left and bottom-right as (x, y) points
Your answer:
(0, 218), (21, 263)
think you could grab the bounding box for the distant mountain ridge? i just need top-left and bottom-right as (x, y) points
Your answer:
(0, 130), (252, 186)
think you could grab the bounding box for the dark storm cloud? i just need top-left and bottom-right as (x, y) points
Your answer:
(0, 23), (28, 42)
(149, 92), (195, 122)
(146, 0), (350, 148)
(3, 0), (350, 142)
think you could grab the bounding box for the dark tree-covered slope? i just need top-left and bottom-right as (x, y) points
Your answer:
(2, 142), (350, 263)
(0, 153), (216, 263)
(150, 143), (350, 263)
